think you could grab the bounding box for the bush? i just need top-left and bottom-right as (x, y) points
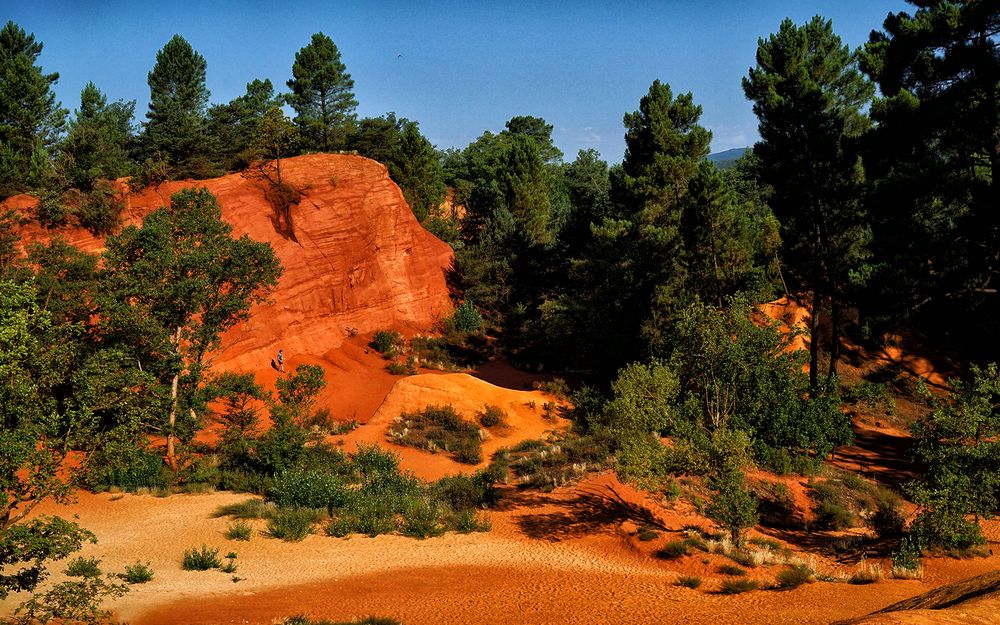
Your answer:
(182, 545), (221, 570)
(532, 378), (570, 399)
(78, 181), (124, 235)
(213, 498), (275, 519)
(446, 509), (491, 533)
(267, 508), (321, 542)
(476, 404), (508, 429)
(811, 481), (856, 530)
(402, 498), (445, 539)
(431, 472), (497, 511)
(717, 564), (746, 576)
(388, 404), (483, 464)
(719, 578), (759, 594)
(225, 520), (253, 541)
(850, 561), (884, 584)
(370, 330), (403, 357)
(119, 561), (154, 584)
(843, 380), (896, 415)
(637, 525), (659, 542)
(37, 193), (68, 228)
(775, 563), (814, 588)
(449, 300), (483, 333)
(65, 556), (102, 578)
(869, 494), (905, 539)
(676, 575), (702, 589)
(269, 469), (351, 513)
(891, 535), (923, 573)
(83, 434), (170, 492)
(655, 540), (690, 560)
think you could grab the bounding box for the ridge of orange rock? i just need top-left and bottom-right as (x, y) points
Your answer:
(10, 154), (454, 373)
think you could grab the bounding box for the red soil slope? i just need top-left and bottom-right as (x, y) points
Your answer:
(10, 154), (454, 375)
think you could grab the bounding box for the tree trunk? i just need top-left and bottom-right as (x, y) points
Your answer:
(810, 288), (821, 394)
(827, 295), (841, 386)
(166, 325), (182, 471)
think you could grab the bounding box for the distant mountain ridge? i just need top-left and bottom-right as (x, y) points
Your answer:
(707, 147), (750, 169)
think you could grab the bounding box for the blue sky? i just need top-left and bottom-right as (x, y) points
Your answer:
(9, 0), (907, 162)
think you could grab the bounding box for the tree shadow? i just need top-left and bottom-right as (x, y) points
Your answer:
(508, 482), (668, 542)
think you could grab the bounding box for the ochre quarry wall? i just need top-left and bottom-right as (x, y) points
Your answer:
(12, 154), (454, 372)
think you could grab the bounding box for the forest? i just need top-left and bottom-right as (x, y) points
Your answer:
(2, 1), (999, 623)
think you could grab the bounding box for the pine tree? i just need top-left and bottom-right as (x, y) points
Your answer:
(286, 33), (357, 152)
(142, 34), (215, 179)
(0, 21), (66, 196)
(743, 16), (874, 389)
(207, 78), (278, 171)
(60, 82), (135, 189)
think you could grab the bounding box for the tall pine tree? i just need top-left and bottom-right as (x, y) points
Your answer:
(743, 16), (874, 389)
(286, 33), (357, 152)
(142, 34), (215, 179)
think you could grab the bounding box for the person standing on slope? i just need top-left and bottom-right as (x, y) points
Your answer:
(277, 349), (285, 373)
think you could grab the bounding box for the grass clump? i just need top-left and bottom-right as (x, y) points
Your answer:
(476, 404), (508, 429)
(182, 545), (222, 570)
(119, 561), (154, 584)
(225, 520), (253, 541)
(212, 498), (275, 519)
(719, 578), (760, 594)
(655, 539), (690, 560)
(775, 563), (815, 588)
(387, 404), (483, 464)
(370, 330), (403, 357)
(267, 507), (322, 542)
(676, 575), (702, 589)
(849, 561), (885, 584)
(637, 525), (660, 542)
(65, 556), (102, 578)
(717, 564), (746, 576)
(401, 498), (445, 539)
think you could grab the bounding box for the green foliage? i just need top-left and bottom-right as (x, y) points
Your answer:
(476, 404), (507, 429)
(776, 563), (814, 589)
(675, 575), (702, 589)
(213, 498), (275, 520)
(719, 578), (760, 594)
(401, 498), (445, 539)
(82, 431), (169, 492)
(388, 404), (483, 464)
(142, 35), (217, 178)
(208, 79), (280, 171)
(119, 561), (154, 584)
(449, 301), (483, 333)
(0, 21), (67, 197)
(269, 469), (350, 513)
(706, 470), (758, 547)
(225, 520), (253, 541)
(65, 556), (102, 578)
(891, 535), (923, 573)
(11, 574), (128, 625)
(370, 329), (403, 357)
(36, 192), (68, 228)
(744, 16), (874, 388)
(717, 564), (746, 576)
(77, 180), (125, 235)
(868, 493), (905, 539)
(60, 82), (135, 190)
(286, 32), (357, 151)
(843, 380), (896, 415)
(655, 539), (690, 560)
(907, 363), (1000, 549)
(182, 545), (221, 570)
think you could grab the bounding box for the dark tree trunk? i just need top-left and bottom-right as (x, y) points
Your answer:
(827, 295), (841, 386)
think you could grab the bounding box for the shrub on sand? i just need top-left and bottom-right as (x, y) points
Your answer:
(182, 545), (221, 570)
(719, 578), (760, 594)
(676, 575), (702, 589)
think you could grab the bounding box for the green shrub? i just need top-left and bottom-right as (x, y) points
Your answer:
(843, 380), (896, 415)
(717, 564), (746, 576)
(267, 508), (321, 542)
(637, 525), (660, 542)
(676, 575), (702, 589)
(119, 561), (154, 584)
(218, 469), (272, 494)
(388, 404), (483, 464)
(225, 520), (253, 541)
(476, 404), (507, 428)
(370, 330), (403, 357)
(748, 537), (782, 551)
(213, 498), (275, 519)
(719, 578), (759, 594)
(449, 301), (483, 333)
(533, 378), (570, 399)
(386, 360), (416, 376)
(869, 494), (905, 539)
(78, 181), (124, 235)
(182, 545), (222, 570)
(431, 472), (497, 511)
(220, 553), (238, 574)
(402, 499), (445, 539)
(83, 434), (170, 492)
(447, 509), (491, 533)
(891, 535), (923, 572)
(37, 193), (68, 228)
(269, 469), (351, 513)
(65, 556), (102, 578)
(655, 539), (690, 560)
(811, 481), (857, 530)
(775, 564), (814, 588)
(324, 515), (355, 538)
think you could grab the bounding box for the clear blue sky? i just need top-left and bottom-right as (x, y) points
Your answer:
(9, 0), (907, 162)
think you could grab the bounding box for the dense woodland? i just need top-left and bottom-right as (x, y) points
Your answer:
(2, 1), (1000, 621)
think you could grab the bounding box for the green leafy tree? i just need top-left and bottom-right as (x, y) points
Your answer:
(860, 1), (1000, 359)
(347, 113), (446, 222)
(908, 363), (1000, 549)
(0, 21), (67, 196)
(59, 82), (135, 190)
(743, 16), (874, 389)
(706, 469), (759, 546)
(207, 78), (279, 171)
(286, 32), (357, 152)
(142, 34), (216, 178)
(100, 188), (282, 468)
(254, 364), (327, 474)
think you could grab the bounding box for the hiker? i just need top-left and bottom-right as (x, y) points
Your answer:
(277, 349), (285, 373)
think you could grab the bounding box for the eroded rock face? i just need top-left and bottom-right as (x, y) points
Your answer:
(11, 154), (454, 372)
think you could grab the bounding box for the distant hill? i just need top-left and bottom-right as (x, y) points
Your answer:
(707, 147), (750, 169)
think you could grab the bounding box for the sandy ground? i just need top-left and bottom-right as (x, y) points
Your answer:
(5, 474), (999, 625)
